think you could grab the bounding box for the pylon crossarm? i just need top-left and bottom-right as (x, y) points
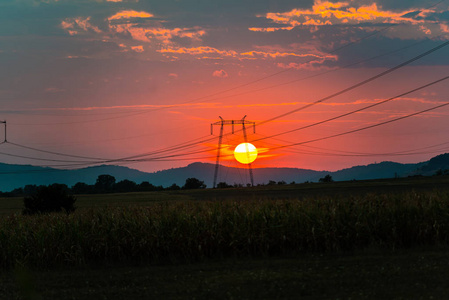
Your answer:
(211, 120), (255, 126)
(211, 116), (255, 188)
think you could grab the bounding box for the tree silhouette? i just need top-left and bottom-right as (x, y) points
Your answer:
(95, 174), (116, 193)
(23, 184), (39, 196)
(139, 181), (156, 191)
(23, 184), (76, 215)
(166, 183), (181, 190)
(182, 178), (206, 189)
(319, 174), (334, 183)
(72, 182), (93, 194)
(115, 179), (137, 193)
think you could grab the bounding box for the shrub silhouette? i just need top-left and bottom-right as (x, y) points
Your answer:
(216, 182), (232, 189)
(72, 182), (93, 194)
(319, 174), (334, 183)
(23, 184), (76, 215)
(166, 183), (181, 190)
(182, 178), (206, 189)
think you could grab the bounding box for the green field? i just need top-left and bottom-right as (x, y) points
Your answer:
(2, 176), (449, 299)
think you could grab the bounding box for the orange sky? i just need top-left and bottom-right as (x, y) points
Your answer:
(0, 0), (449, 176)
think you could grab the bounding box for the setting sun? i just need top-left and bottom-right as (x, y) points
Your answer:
(234, 143), (258, 164)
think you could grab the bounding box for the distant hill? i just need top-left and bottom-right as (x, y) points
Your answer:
(146, 162), (327, 188)
(0, 164), (150, 192)
(1, 153), (449, 192)
(411, 153), (449, 176)
(332, 161), (423, 181)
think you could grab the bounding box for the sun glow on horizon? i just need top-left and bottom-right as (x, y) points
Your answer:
(234, 142), (258, 164)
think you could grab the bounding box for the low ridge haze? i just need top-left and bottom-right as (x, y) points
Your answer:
(1, 153), (448, 192)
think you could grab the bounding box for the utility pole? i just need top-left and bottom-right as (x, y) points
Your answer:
(0, 120), (6, 143)
(210, 115), (256, 188)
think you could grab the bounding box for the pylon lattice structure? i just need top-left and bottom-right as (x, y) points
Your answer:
(210, 115), (256, 188)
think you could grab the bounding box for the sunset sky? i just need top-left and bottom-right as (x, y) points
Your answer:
(1, 0), (449, 177)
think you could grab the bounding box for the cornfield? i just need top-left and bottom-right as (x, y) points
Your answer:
(1, 191), (449, 269)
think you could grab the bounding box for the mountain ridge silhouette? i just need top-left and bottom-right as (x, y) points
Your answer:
(0, 153), (448, 192)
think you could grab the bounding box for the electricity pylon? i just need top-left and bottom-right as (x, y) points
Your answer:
(210, 115), (256, 188)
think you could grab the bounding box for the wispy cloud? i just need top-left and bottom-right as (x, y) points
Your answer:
(240, 50), (324, 59)
(0, 103), (221, 114)
(108, 10), (154, 21)
(44, 87), (65, 93)
(60, 9), (206, 48)
(9, 100), (348, 115)
(131, 45), (144, 52)
(158, 45), (337, 68)
(106, 9), (206, 45)
(250, 0), (449, 39)
(59, 9), (339, 68)
(159, 46), (238, 57)
(60, 17), (101, 36)
(253, 1), (419, 29)
(212, 70), (228, 78)
(110, 24), (206, 44)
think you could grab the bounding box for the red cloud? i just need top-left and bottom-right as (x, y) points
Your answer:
(108, 10), (154, 21)
(109, 24), (206, 44)
(61, 17), (101, 35)
(62, 9), (207, 49)
(249, 0), (445, 37)
(240, 50), (326, 59)
(131, 45), (144, 52)
(213, 70), (228, 78)
(106, 9), (206, 45)
(159, 46), (238, 57)
(159, 45), (337, 69)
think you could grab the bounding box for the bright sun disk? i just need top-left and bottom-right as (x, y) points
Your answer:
(234, 142), (258, 164)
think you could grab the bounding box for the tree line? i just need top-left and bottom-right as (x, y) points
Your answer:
(1, 173), (339, 198)
(10, 174), (336, 215)
(0, 175), (207, 197)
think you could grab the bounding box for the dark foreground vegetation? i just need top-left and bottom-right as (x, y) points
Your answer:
(3, 250), (449, 299)
(2, 191), (449, 269)
(2, 176), (449, 299)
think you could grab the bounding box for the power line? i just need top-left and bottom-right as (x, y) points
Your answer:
(131, 74), (449, 161)
(267, 101), (449, 152)
(6, 142), (111, 161)
(1, 16), (448, 167)
(195, 38), (433, 105)
(0, 150), (97, 163)
(9, 8), (430, 127)
(7, 37), (435, 161)
(197, 39), (449, 145)
(252, 75), (449, 142)
(258, 133), (449, 157)
(2, 41), (448, 167)
(2, 94), (449, 172)
(258, 39), (449, 127)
